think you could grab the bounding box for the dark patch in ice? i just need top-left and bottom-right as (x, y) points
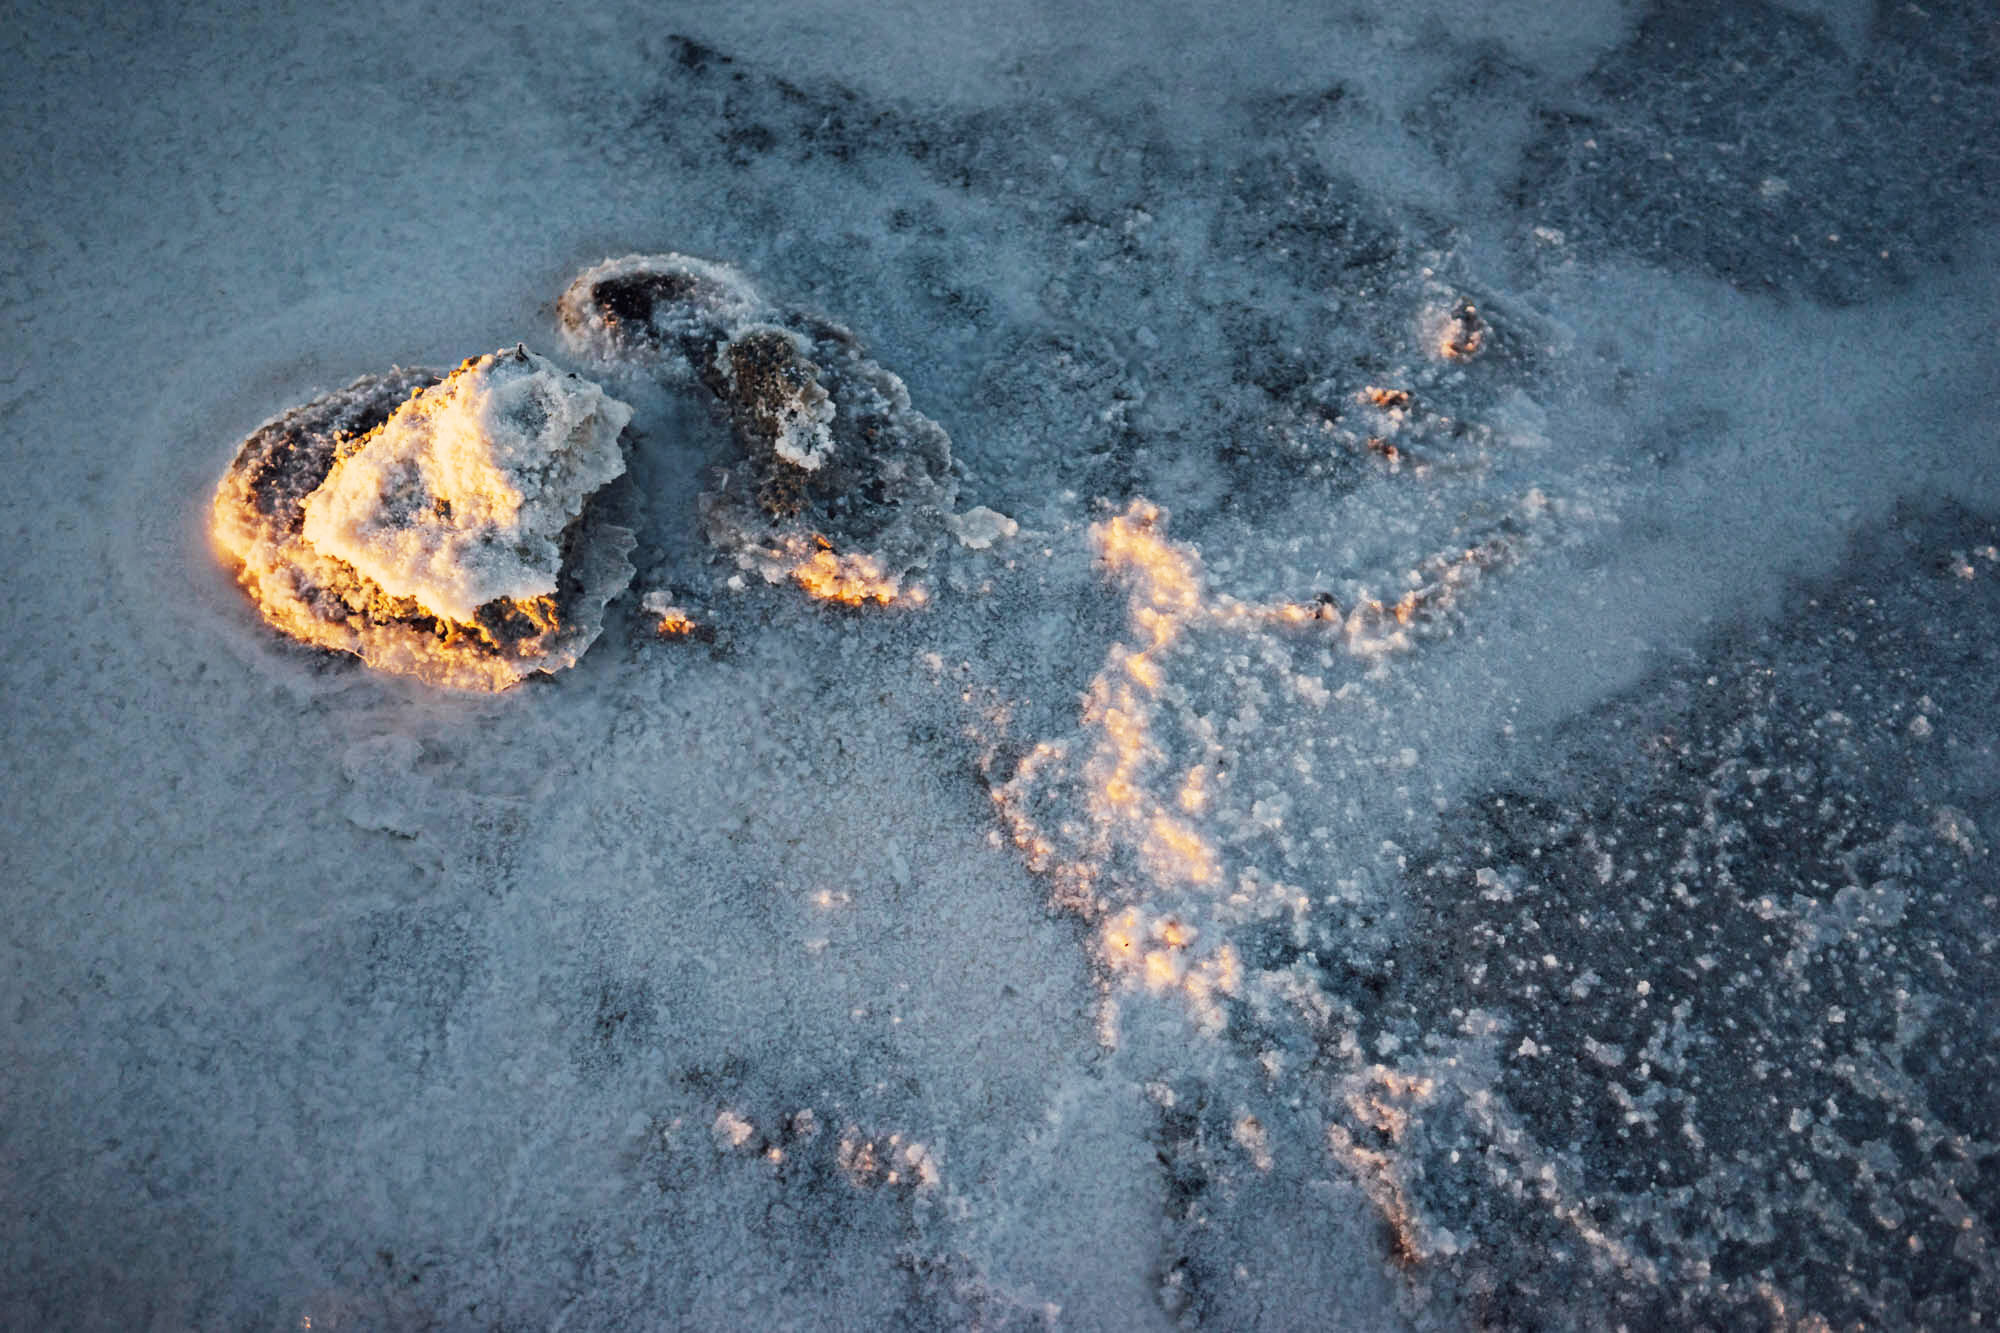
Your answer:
(1148, 1082), (1228, 1326)
(307, 905), (482, 1078)
(610, 34), (1564, 557)
(577, 975), (659, 1076)
(1368, 501), (2000, 1326)
(638, 39), (1054, 192)
(1515, 0), (2000, 305)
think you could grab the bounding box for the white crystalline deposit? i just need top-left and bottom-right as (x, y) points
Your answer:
(302, 346), (631, 622)
(947, 506), (1019, 550)
(558, 253), (960, 604)
(716, 324), (836, 471)
(556, 252), (770, 367)
(211, 348), (636, 690)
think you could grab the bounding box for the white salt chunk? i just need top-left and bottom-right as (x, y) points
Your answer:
(302, 346), (631, 623)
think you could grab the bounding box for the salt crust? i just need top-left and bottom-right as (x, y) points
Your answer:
(302, 347), (630, 623)
(211, 351), (635, 690)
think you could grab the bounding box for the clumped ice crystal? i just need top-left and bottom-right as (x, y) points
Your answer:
(559, 253), (957, 603)
(211, 348), (636, 689)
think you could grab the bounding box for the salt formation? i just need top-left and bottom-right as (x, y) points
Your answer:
(211, 348), (636, 690)
(990, 499), (1535, 1040)
(559, 253), (957, 603)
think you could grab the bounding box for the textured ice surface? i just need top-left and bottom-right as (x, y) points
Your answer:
(1364, 505), (2000, 1327)
(561, 252), (958, 603)
(7, 1), (2000, 1329)
(1515, 0), (2000, 305)
(211, 351), (635, 690)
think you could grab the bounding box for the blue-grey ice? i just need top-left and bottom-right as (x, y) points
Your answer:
(5, 1), (1998, 1328)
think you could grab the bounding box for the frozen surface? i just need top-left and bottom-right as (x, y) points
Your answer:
(4, 1), (1998, 1328)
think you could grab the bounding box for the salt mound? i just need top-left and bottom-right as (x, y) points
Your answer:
(303, 346), (630, 622)
(211, 349), (636, 690)
(559, 253), (957, 604)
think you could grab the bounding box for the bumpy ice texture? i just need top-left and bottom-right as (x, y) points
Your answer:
(558, 253), (957, 604)
(211, 348), (637, 690)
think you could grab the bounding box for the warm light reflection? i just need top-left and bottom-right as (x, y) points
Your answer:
(781, 537), (914, 606)
(1078, 502), (1223, 892)
(1147, 813), (1216, 885)
(1092, 905), (1243, 1034)
(1326, 1068), (1440, 1265)
(1177, 764), (1208, 813)
(990, 497), (1528, 1043)
(1432, 299), (1485, 360)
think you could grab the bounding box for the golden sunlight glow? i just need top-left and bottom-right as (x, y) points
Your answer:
(987, 497), (1526, 1045)
(1122, 649), (1162, 693)
(1074, 503), (1225, 892)
(1325, 1068), (1442, 1265)
(1096, 501), (1203, 634)
(1100, 908), (1143, 964)
(1147, 813), (1217, 884)
(1092, 904), (1242, 1035)
(779, 537), (908, 606)
(1177, 765), (1208, 813)
(1432, 300), (1485, 361)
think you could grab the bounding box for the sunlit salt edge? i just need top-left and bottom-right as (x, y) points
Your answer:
(111, 305), (637, 698)
(298, 348), (632, 624)
(214, 483), (636, 692)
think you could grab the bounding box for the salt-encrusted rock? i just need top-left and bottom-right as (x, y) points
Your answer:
(211, 348), (636, 690)
(302, 346), (630, 622)
(713, 323), (836, 472)
(559, 253), (957, 604)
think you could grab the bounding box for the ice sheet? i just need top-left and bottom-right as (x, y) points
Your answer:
(5, 1), (1998, 1327)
